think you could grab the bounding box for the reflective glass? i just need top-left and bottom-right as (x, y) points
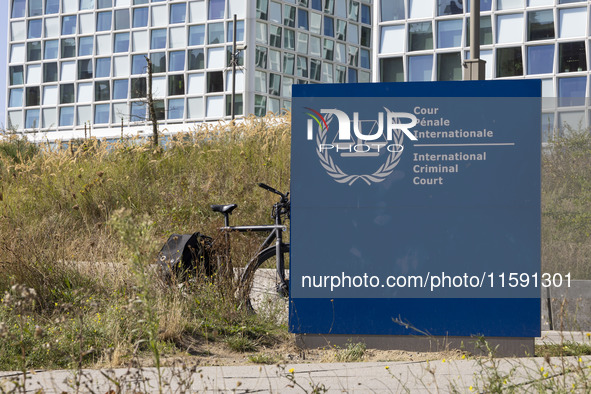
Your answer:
(323, 39), (334, 60)
(44, 40), (59, 59)
(79, 36), (93, 56)
(95, 81), (110, 101)
(98, 0), (112, 7)
(254, 95), (266, 117)
(528, 10), (554, 41)
(310, 60), (321, 81)
(170, 3), (186, 24)
(78, 59), (93, 79)
(95, 104), (110, 124)
(438, 0), (462, 16)
(256, 46), (267, 68)
(26, 110), (40, 129)
(298, 9), (308, 29)
(408, 55), (433, 81)
(79, 0), (94, 10)
(43, 63), (57, 82)
(133, 8), (148, 27)
(227, 20), (245, 42)
(169, 75), (185, 95)
(60, 84), (74, 104)
(256, 22), (267, 44)
(207, 71), (223, 92)
(169, 51), (185, 72)
(559, 8), (586, 38)
(168, 99), (184, 119)
(297, 56), (308, 77)
(113, 80), (128, 100)
(527, 45), (554, 74)
(96, 58), (111, 77)
(324, 16), (334, 37)
(310, 12), (321, 34)
(62, 16), (76, 35)
(151, 29), (167, 49)
(131, 102), (146, 120)
(26, 88), (40, 107)
(114, 33), (130, 53)
(132, 54), (146, 74)
(11, 21), (25, 41)
(97, 12), (112, 31)
(360, 48), (370, 68)
(269, 73), (281, 95)
(131, 78), (146, 98)
(188, 49), (204, 69)
(209, 0), (225, 19)
(257, 0), (268, 19)
(559, 42), (586, 73)
(437, 52), (461, 81)
(497, 14), (523, 44)
(496, 47), (523, 77)
(297, 32), (308, 53)
(558, 77), (586, 107)
(9, 89), (23, 108)
(497, 0), (522, 9)
(42, 108), (56, 128)
(409, 22), (433, 51)
(270, 1), (282, 23)
(360, 26), (370, 47)
(381, 57), (404, 82)
(438, 19), (462, 48)
(284, 5), (295, 27)
(225, 94), (243, 116)
(380, 25), (405, 54)
(361, 4), (370, 24)
(270, 26), (282, 48)
(255, 70), (267, 92)
(44, 17), (59, 37)
(28, 19), (42, 39)
(410, 0), (433, 19)
(208, 23), (224, 44)
(466, 16), (493, 45)
(151, 52), (166, 72)
(28, 0), (42, 16)
(12, 0), (26, 18)
(335, 65), (346, 82)
(59, 107), (74, 126)
(284, 29), (295, 50)
(189, 25), (205, 46)
(283, 53), (295, 74)
(27, 42), (41, 61)
(115, 9), (130, 30)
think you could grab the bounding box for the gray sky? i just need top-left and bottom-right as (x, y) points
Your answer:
(0, 3), (7, 129)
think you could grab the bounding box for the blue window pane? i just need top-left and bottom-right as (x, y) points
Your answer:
(324, 16), (334, 37)
(28, 19), (42, 38)
(12, 0), (26, 18)
(131, 102), (145, 119)
(45, 0), (59, 14)
(169, 51), (185, 72)
(95, 104), (110, 124)
(189, 25), (205, 46)
(168, 99), (184, 119)
(227, 21), (245, 42)
(59, 107), (74, 126)
(170, 3), (186, 24)
(28, 0), (42, 16)
(62, 16), (76, 35)
(79, 36), (93, 56)
(348, 68), (357, 83)
(381, 0), (404, 22)
(10, 66), (24, 85)
(298, 9), (308, 29)
(466, 0), (491, 12)
(98, 0), (112, 7)
(527, 45), (554, 75)
(438, 0), (463, 16)
(151, 52), (166, 72)
(361, 4), (370, 24)
(9, 89), (23, 107)
(44, 40), (58, 59)
(311, 0), (321, 10)
(133, 8), (148, 27)
(80, 0), (94, 10)
(132, 54), (146, 74)
(209, 0), (225, 19)
(115, 9), (130, 30)
(97, 12), (112, 31)
(151, 29), (167, 49)
(26, 109), (40, 128)
(437, 19), (462, 48)
(96, 58), (111, 77)
(409, 55), (433, 81)
(360, 49), (370, 69)
(113, 80), (128, 99)
(208, 23), (224, 44)
(114, 33), (130, 53)
(558, 77), (587, 107)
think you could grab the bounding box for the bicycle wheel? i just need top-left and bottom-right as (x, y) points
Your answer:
(240, 243), (290, 321)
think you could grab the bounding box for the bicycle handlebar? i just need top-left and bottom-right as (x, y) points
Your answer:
(258, 183), (285, 198)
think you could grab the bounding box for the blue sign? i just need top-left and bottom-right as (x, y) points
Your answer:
(290, 81), (541, 337)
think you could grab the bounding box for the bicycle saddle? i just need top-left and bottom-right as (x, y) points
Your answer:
(211, 204), (237, 214)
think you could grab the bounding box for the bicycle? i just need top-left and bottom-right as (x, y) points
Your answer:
(210, 183), (290, 314)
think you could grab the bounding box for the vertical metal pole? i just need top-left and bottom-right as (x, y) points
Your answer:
(470, 0), (480, 62)
(231, 14), (237, 120)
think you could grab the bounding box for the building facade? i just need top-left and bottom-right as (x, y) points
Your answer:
(5, 0), (372, 140)
(375, 0), (591, 141)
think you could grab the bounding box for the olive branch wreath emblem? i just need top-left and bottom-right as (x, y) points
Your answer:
(315, 111), (405, 186)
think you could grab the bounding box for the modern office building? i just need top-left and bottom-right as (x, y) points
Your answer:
(5, 0), (373, 140)
(375, 0), (591, 141)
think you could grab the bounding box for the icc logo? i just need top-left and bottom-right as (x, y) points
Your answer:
(305, 108), (419, 186)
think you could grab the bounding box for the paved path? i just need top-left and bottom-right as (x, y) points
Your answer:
(1, 332), (590, 393)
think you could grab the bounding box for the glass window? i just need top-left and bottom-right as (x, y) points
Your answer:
(310, 36), (321, 57)
(79, 13), (94, 35)
(297, 56), (308, 77)
(44, 17), (59, 38)
(227, 20), (245, 42)
(207, 47), (225, 68)
(323, 39), (334, 60)
(188, 49), (204, 70)
(96, 34), (111, 55)
(410, 0), (433, 19)
(187, 73), (204, 94)
(380, 25), (405, 54)
(380, 58), (404, 82)
(42, 108), (56, 128)
(169, 75), (185, 95)
(11, 0), (26, 18)
(310, 60), (321, 81)
(115, 9), (130, 30)
(325, 0), (334, 14)
(169, 51), (185, 72)
(466, 16), (492, 46)
(558, 77), (586, 107)
(132, 31), (148, 52)
(207, 71), (224, 92)
(335, 65), (346, 82)
(112, 103), (127, 122)
(438, 20), (462, 48)
(437, 52), (461, 81)
(225, 94), (243, 116)
(257, 0), (268, 19)
(95, 104), (110, 124)
(130, 101), (145, 120)
(282, 76), (294, 95)
(269, 1), (282, 23)
(269, 73), (281, 95)
(255, 70), (267, 92)
(132, 54), (146, 74)
(79, 36), (93, 56)
(9, 89), (23, 108)
(324, 16), (334, 37)
(189, 25), (205, 46)
(11, 21), (25, 41)
(131, 78), (146, 98)
(270, 26), (282, 48)
(97, 12), (112, 31)
(25, 109), (40, 129)
(347, 68), (357, 83)
(96, 58), (111, 77)
(408, 55), (433, 81)
(60, 84), (74, 104)
(44, 41), (58, 60)
(298, 9), (308, 29)
(334, 19), (347, 41)
(465, 0), (492, 11)
(409, 22), (433, 51)
(297, 32), (309, 53)
(348, 45), (358, 66)
(438, 0), (462, 15)
(360, 26), (370, 47)
(133, 8), (148, 27)
(497, 0), (523, 9)
(310, 12), (321, 34)
(28, 0), (42, 16)
(95, 81), (110, 101)
(284, 5), (295, 26)
(497, 13), (523, 44)
(113, 79), (128, 100)
(256, 46), (267, 68)
(558, 111), (584, 135)
(347, 23), (358, 44)
(254, 95), (266, 117)
(209, 23), (224, 44)
(169, 27), (186, 48)
(360, 48), (370, 69)
(256, 22), (267, 44)
(150, 52), (166, 73)
(284, 52), (295, 74)
(151, 5), (167, 26)
(10, 43), (25, 63)
(206, 96), (223, 118)
(7, 111), (23, 130)
(78, 59), (93, 79)
(62, 16), (76, 35)
(335, 42), (346, 63)
(43, 63), (57, 82)
(209, 0), (225, 19)
(284, 29), (295, 50)
(79, 0), (94, 10)
(268, 49), (281, 72)
(311, 0), (322, 10)
(559, 8), (586, 39)
(58, 107), (74, 126)
(60, 61), (76, 81)
(77, 83), (92, 102)
(559, 42), (586, 73)
(98, 0), (112, 8)
(335, 0), (346, 17)
(27, 42), (41, 61)
(10, 66), (24, 85)
(170, 3), (186, 24)
(76, 106), (91, 125)
(114, 33), (129, 53)
(28, 19), (42, 39)
(349, 1), (359, 21)
(168, 99), (184, 119)
(229, 0), (246, 18)
(497, 47), (523, 77)
(26, 64), (41, 85)
(528, 10), (554, 41)
(151, 29), (167, 49)
(527, 45), (554, 74)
